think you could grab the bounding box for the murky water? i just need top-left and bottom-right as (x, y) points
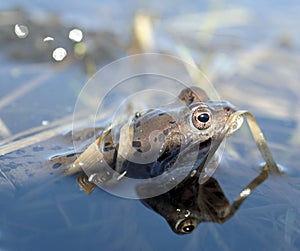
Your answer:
(0, 1), (300, 251)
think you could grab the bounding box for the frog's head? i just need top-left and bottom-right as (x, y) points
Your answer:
(131, 87), (237, 145)
(181, 87), (237, 135)
(127, 87), (240, 178)
(178, 96), (237, 147)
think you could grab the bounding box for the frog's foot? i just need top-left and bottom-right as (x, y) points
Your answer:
(76, 172), (96, 194)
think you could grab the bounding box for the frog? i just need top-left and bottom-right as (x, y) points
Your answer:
(63, 86), (242, 195)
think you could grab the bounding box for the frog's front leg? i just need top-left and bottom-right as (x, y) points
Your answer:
(65, 128), (120, 194)
(76, 172), (96, 194)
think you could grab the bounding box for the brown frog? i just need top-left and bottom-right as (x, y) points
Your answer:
(64, 86), (242, 196)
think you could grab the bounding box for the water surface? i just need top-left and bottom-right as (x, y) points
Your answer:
(0, 1), (299, 250)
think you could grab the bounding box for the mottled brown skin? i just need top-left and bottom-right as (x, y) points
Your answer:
(65, 86), (236, 193)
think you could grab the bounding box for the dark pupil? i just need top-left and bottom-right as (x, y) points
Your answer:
(198, 113), (210, 123)
(183, 225), (194, 233)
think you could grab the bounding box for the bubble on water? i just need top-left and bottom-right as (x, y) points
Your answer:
(43, 36), (54, 42)
(52, 47), (67, 61)
(41, 120), (49, 126)
(69, 28), (83, 42)
(14, 24), (29, 38)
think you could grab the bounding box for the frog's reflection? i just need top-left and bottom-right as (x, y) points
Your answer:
(141, 168), (268, 234)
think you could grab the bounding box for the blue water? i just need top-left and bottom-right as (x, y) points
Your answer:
(0, 1), (300, 250)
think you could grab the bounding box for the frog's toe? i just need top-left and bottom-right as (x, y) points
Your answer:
(76, 172), (96, 194)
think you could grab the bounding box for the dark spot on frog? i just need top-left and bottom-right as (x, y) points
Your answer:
(32, 146), (44, 152)
(158, 112), (165, 116)
(137, 149), (143, 153)
(52, 163), (62, 169)
(163, 129), (169, 136)
(132, 141), (142, 148)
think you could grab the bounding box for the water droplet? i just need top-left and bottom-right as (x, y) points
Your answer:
(14, 24), (29, 38)
(52, 47), (67, 61)
(69, 28), (83, 42)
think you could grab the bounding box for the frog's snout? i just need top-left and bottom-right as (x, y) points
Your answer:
(210, 100), (237, 115)
(221, 101), (237, 114)
(220, 101), (244, 135)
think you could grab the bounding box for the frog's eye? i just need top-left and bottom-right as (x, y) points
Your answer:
(192, 108), (212, 130)
(176, 218), (198, 234)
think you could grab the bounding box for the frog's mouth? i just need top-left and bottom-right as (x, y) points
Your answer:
(225, 112), (244, 136)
